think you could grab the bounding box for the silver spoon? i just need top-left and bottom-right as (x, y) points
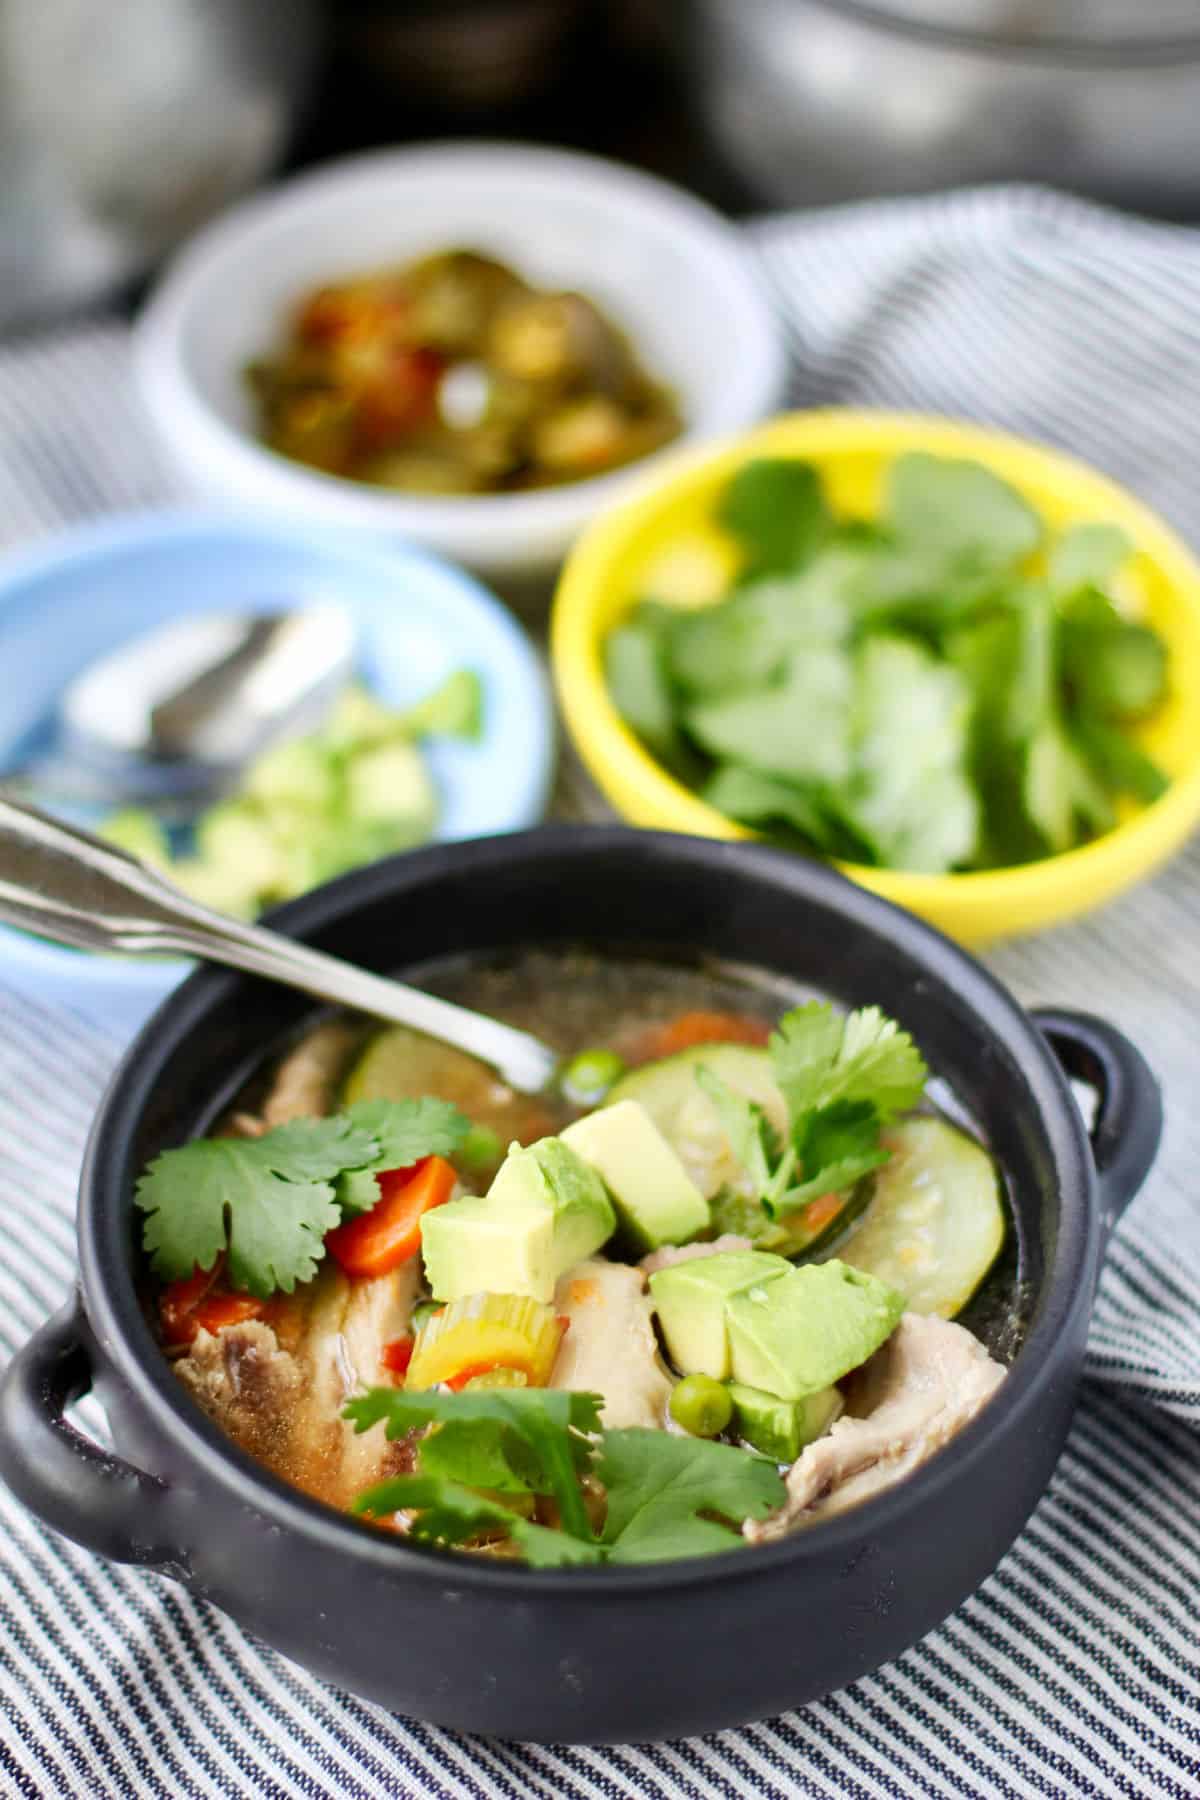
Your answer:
(0, 796), (558, 1095)
(4, 606), (357, 814)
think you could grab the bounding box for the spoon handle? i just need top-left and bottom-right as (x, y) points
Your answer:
(0, 797), (556, 1094)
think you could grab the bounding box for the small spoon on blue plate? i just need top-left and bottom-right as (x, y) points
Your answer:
(4, 605), (356, 815)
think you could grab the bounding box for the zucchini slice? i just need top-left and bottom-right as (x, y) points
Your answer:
(821, 1116), (1006, 1318)
(607, 1044), (786, 1200)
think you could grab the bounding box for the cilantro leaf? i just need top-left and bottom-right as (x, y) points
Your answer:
(701, 765), (833, 851)
(697, 1008), (923, 1230)
(886, 453), (1042, 572)
(1059, 592), (1168, 721)
(252, 1115), (379, 1180)
(837, 635), (978, 873)
(349, 1397), (785, 1566)
(770, 1002), (928, 1124)
(1071, 716), (1167, 805)
(772, 1102), (889, 1218)
(224, 1171), (341, 1297)
(717, 458), (833, 574)
(762, 1003), (927, 1215)
(667, 566), (851, 701)
(351, 1475), (604, 1567)
(335, 1096), (471, 1217)
(685, 649), (854, 786)
(345, 1386), (602, 1541)
(1048, 522), (1132, 596)
(136, 1096), (470, 1297)
(136, 1136), (342, 1296)
(605, 615), (684, 769)
(137, 1140), (246, 1284)
(344, 1097), (470, 1169)
(417, 1419), (539, 1494)
(1022, 717), (1114, 854)
(694, 1066), (795, 1215)
(597, 1430), (785, 1564)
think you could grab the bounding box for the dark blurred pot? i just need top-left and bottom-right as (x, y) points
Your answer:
(681, 0), (1200, 215)
(0, 0), (319, 332)
(0, 829), (1162, 1741)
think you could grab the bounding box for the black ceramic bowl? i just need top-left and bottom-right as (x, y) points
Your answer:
(0, 828), (1161, 1744)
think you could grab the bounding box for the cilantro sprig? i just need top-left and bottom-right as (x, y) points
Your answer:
(135, 1097), (469, 1297)
(607, 454), (1170, 876)
(346, 1386), (784, 1567)
(700, 1000), (927, 1228)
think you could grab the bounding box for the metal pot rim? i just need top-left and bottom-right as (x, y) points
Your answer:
(797, 0), (1200, 64)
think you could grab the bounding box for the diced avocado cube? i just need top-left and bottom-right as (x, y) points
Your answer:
(561, 1100), (710, 1253)
(422, 1137), (615, 1304)
(100, 808), (171, 870)
(194, 803), (287, 898)
(344, 742), (437, 835)
(244, 736), (338, 812)
(726, 1381), (843, 1463)
(400, 669), (482, 740)
(421, 1194), (556, 1305)
(727, 1260), (905, 1401)
(649, 1250), (790, 1380)
(323, 682), (404, 754)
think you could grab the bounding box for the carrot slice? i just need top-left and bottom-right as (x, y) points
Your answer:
(445, 1359), (534, 1392)
(802, 1192), (845, 1235)
(634, 1010), (772, 1062)
(325, 1155), (457, 1279)
(380, 1336), (414, 1377)
(160, 1266), (264, 1347)
(190, 1294), (266, 1340)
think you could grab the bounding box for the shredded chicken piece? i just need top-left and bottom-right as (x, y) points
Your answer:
(551, 1258), (674, 1429)
(175, 1320), (303, 1479)
(745, 1312), (1006, 1542)
(174, 1261), (419, 1508)
(639, 1234), (753, 1277)
(259, 1020), (359, 1127)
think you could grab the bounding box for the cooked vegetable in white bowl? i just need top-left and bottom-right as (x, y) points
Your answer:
(134, 144), (785, 577)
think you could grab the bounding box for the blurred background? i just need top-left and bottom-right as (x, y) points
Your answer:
(7, 0), (1200, 337)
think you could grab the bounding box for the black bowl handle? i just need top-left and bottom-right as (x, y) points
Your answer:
(1031, 1009), (1162, 1237)
(0, 1295), (179, 1568)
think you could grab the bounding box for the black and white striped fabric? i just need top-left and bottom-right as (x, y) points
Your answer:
(1, 188), (1199, 1798)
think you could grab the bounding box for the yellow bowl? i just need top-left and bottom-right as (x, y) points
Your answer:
(551, 410), (1200, 945)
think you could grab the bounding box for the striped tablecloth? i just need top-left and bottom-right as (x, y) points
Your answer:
(1, 188), (1198, 1798)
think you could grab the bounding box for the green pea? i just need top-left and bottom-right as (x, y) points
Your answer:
(460, 1123), (503, 1172)
(669, 1374), (733, 1439)
(561, 1047), (626, 1107)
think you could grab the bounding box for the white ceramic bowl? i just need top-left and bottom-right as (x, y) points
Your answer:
(133, 142), (786, 579)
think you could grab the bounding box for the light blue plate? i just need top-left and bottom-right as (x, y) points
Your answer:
(0, 512), (555, 1038)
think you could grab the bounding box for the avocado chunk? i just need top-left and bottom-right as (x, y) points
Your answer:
(420, 1194), (556, 1304)
(420, 1137), (615, 1305)
(244, 735), (338, 811)
(561, 1100), (710, 1253)
(727, 1259), (905, 1400)
(344, 741), (437, 835)
(195, 802), (288, 897)
(649, 1250), (790, 1380)
(726, 1381), (843, 1463)
(100, 808), (171, 869)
